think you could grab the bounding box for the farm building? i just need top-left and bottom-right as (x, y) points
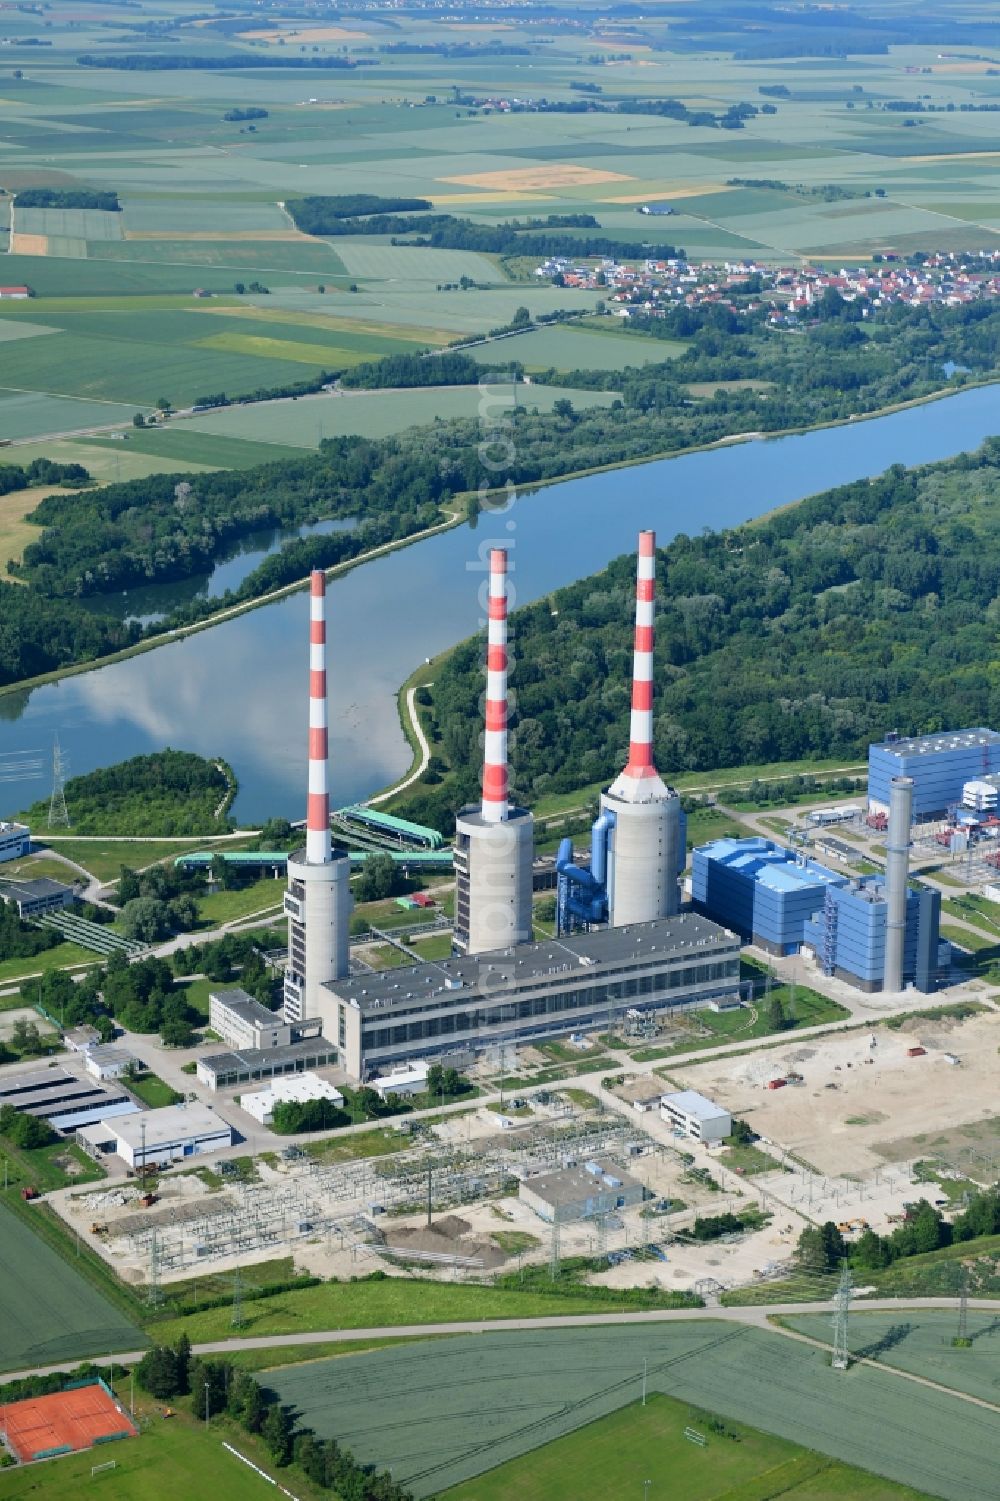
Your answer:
(691, 838), (846, 955)
(867, 728), (1000, 818)
(0, 820), (29, 862)
(240, 1071), (344, 1126)
(0, 286), (29, 300)
(106, 1102), (232, 1169)
(661, 1089), (731, 1144)
(0, 876), (74, 919)
(802, 878), (941, 993)
(519, 1159), (644, 1224)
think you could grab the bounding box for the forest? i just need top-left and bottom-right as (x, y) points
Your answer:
(395, 441), (1000, 830)
(12, 188), (120, 211)
(19, 750), (233, 836)
(3, 292), (999, 690)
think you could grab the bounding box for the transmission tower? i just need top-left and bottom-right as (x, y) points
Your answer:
(957, 1267), (969, 1344)
(594, 1212), (608, 1263)
(231, 1264), (243, 1329)
(549, 1218), (561, 1281)
(47, 736), (70, 829)
(831, 1264), (851, 1370)
(147, 1230), (163, 1309)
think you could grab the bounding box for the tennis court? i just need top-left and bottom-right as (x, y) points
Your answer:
(1, 1381), (136, 1463)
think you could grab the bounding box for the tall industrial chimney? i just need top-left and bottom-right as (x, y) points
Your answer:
(453, 547), (534, 955)
(283, 569), (353, 1030)
(883, 774), (913, 993)
(601, 530), (682, 927)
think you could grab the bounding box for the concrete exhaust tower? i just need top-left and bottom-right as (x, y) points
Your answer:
(283, 570), (352, 1028)
(601, 530), (682, 927)
(883, 774), (913, 993)
(453, 547), (534, 955)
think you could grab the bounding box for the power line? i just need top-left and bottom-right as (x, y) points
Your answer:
(47, 735), (71, 829)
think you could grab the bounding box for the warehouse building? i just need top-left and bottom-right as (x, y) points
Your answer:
(868, 728), (1000, 819)
(691, 838), (846, 955)
(196, 1036), (338, 1092)
(84, 1046), (139, 1082)
(240, 1072), (344, 1127)
(107, 1103), (233, 1169)
(519, 1159), (644, 1224)
(0, 1067), (137, 1132)
(0, 821), (30, 863)
(371, 1063), (429, 1101)
(322, 913), (740, 1082)
(803, 877), (941, 994)
(0, 876), (75, 919)
(661, 1089), (732, 1144)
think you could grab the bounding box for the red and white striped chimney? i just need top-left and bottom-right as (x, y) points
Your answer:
(609, 530), (665, 802)
(306, 569), (331, 864)
(481, 547), (509, 824)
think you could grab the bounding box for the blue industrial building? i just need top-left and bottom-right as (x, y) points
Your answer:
(803, 878), (940, 994)
(868, 729), (1000, 820)
(691, 837), (846, 956)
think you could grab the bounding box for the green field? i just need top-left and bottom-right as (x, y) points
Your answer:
(442, 1392), (932, 1501)
(0, 1200), (142, 1372)
(268, 1322), (1000, 1500)
(467, 325), (682, 371)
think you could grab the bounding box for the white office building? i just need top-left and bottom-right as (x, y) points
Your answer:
(240, 1072), (344, 1127)
(371, 1062), (429, 1101)
(660, 1089), (731, 1144)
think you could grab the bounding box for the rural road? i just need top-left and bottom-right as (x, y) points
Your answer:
(3, 1296), (994, 1392)
(367, 682), (434, 807)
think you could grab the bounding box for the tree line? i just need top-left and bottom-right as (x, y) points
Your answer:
(287, 194), (431, 232)
(76, 53), (361, 70)
(0, 457), (90, 496)
(395, 439), (1000, 831)
(13, 188), (120, 211)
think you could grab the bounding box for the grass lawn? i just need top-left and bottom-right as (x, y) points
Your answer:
(0, 943), (97, 987)
(440, 1392), (932, 1501)
(0, 1136), (105, 1196)
(194, 878), (285, 927)
(0, 1405), (328, 1501)
(153, 1274), (687, 1348)
(175, 976), (214, 1022)
(128, 1070), (183, 1109)
(39, 838), (245, 885)
(633, 987), (850, 1063)
(303, 1126), (411, 1163)
(718, 1143), (787, 1176)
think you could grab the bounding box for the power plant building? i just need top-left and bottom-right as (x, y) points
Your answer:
(282, 570), (352, 1034)
(803, 877), (940, 994)
(519, 1159), (644, 1224)
(691, 837), (847, 955)
(323, 912), (740, 1082)
(453, 548), (534, 956)
(868, 728), (1000, 819)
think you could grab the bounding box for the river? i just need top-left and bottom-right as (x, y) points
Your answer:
(2, 385), (998, 824)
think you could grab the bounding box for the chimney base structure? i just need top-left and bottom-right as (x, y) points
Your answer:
(453, 548), (534, 957)
(283, 571), (353, 1028)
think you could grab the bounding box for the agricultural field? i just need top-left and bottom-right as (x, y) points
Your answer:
(0, 1201), (142, 1372)
(466, 324), (683, 371)
(268, 1322), (1000, 1500)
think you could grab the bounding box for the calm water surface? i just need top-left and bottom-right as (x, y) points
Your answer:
(2, 385), (998, 823)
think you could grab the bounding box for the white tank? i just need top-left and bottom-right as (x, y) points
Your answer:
(283, 848), (352, 1032)
(453, 806), (534, 955)
(602, 784), (681, 928)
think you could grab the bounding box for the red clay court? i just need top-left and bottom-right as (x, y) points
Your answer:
(1, 1381), (137, 1463)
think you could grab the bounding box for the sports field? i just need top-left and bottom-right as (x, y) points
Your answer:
(0, 1202), (142, 1373)
(3, 1382), (137, 1462)
(441, 1392), (933, 1501)
(268, 1323), (1000, 1500)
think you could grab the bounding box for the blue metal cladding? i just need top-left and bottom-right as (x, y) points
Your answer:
(692, 838), (846, 950)
(868, 730), (1000, 818)
(803, 877), (923, 985)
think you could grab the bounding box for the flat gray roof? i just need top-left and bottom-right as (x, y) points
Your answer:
(328, 913), (736, 1014)
(199, 1037), (336, 1079)
(663, 1089), (730, 1122)
(523, 1159), (640, 1206)
(211, 988), (281, 1027)
(111, 1103), (231, 1150)
(0, 876), (72, 900)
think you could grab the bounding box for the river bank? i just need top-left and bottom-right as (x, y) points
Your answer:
(1, 371), (992, 705)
